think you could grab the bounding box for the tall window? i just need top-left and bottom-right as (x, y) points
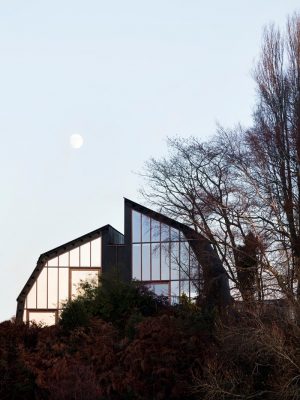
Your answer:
(131, 210), (199, 301)
(23, 237), (102, 325)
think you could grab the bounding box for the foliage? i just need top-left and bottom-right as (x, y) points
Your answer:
(59, 277), (169, 331)
(1, 303), (299, 400)
(191, 311), (300, 400)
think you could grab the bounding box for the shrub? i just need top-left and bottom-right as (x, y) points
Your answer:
(59, 276), (168, 332)
(59, 298), (90, 331)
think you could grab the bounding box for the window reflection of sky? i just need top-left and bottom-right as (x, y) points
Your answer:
(132, 210), (200, 301)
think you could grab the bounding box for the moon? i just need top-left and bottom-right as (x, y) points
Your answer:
(70, 134), (84, 149)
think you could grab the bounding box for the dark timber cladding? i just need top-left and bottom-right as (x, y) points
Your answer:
(124, 198), (232, 307)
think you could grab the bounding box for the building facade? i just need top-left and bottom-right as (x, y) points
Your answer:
(16, 199), (230, 324)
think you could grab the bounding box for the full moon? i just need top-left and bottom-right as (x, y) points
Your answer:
(70, 134), (84, 149)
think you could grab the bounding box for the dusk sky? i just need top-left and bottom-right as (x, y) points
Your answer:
(1, 1), (300, 321)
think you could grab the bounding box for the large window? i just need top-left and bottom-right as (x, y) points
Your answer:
(23, 236), (102, 325)
(131, 210), (200, 302)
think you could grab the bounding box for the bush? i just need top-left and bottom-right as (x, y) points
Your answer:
(59, 277), (168, 332)
(59, 298), (90, 331)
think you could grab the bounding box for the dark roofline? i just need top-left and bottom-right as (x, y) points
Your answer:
(39, 224), (123, 260)
(124, 198), (201, 237)
(124, 198), (232, 306)
(16, 224), (123, 303)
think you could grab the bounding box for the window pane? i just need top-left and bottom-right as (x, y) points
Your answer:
(190, 248), (199, 281)
(142, 214), (151, 242)
(142, 243), (150, 280)
(148, 283), (169, 296)
(190, 281), (198, 300)
(29, 312), (56, 326)
(26, 282), (36, 308)
(132, 244), (141, 280)
(71, 270), (99, 298)
(59, 252), (69, 267)
(58, 268), (69, 306)
(132, 211), (141, 242)
(70, 247), (79, 266)
(161, 243), (170, 280)
(91, 238), (101, 267)
(80, 242), (90, 267)
(151, 219), (160, 242)
(180, 231), (188, 241)
(48, 268), (58, 308)
(180, 280), (190, 298)
(171, 280), (180, 301)
(180, 242), (190, 280)
(48, 257), (58, 267)
(37, 268), (47, 308)
(170, 242), (179, 280)
(151, 243), (160, 280)
(170, 228), (179, 242)
(161, 223), (170, 242)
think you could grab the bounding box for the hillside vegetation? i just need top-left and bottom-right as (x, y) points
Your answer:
(1, 279), (299, 400)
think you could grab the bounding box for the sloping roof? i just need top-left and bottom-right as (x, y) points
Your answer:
(124, 198), (199, 236)
(16, 224), (123, 304)
(125, 198), (232, 306)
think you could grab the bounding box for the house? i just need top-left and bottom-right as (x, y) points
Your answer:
(16, 199), (231, 325)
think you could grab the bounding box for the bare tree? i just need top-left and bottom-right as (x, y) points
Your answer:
(141, 135), (261, 302)
(142, 14), (300, 311)
(233, 14), (300, 305)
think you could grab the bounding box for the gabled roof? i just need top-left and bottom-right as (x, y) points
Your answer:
(125, 198), (228, 277)
(124, 198), (200, 237)
(16, 224), (123, 304)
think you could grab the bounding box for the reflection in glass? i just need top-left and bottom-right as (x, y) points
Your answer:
(148, 283), (169, 296)
(170, 242), (179, 280)
(170, 228), (179, 241)
(132, 211), (141, 242)
(180, 231), (188, 241)
(190, 248), (200, 282)
(151, 243), (160, 280)
(190, 281), (198, 300)
(161, 243), (170, 280)
(142, 215), (151, 242)
(161, 223), (170, 242)
(151, 220), (160, 242)
(142, 243), (150, 280)
(37, 268), (47, 308)
(171, 280), (180, 298)
(180, 241), (190, 280)
(132, 244), (141, 280)
(180, 280), (190, 297)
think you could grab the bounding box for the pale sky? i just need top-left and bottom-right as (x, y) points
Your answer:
(1, 0), (299, 321)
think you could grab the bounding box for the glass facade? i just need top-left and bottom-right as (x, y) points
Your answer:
(23, 237), (102, 325)
(131, 210), (200, 302)
(17, 200), (206, 326)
